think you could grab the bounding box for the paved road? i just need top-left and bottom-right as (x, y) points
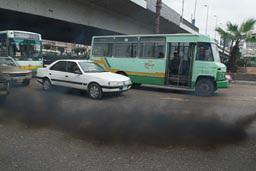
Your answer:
(0, 79), (256, 171)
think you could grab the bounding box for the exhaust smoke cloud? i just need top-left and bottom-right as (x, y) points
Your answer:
(1, 90), (256, 147)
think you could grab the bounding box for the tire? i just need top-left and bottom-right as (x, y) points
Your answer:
(43, 78), (52, 91)
(132, 83), (141, 88)
(0, 95), (7, 104)
(22, 79), (30, 86)
(88, 83), (103, 99)
(195, 79), (215, 96)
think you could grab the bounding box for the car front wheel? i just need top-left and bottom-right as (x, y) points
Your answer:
(43, 78), (52, 91)
(88, 83), (103, 99)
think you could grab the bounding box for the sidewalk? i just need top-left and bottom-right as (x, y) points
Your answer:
(232, 80), (256, 86)
(231, 73), (256, 86)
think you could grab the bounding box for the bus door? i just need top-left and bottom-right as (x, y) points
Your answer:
(167, 42), (195, 87)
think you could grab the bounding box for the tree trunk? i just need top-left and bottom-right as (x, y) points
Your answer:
(154, 0), (162, 34)
(228, 41), (240, 72)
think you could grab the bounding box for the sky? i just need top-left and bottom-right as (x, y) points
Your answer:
(162, 0), (256, 40)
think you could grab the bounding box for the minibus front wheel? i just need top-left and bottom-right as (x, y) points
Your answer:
(195, 78), (215, 96)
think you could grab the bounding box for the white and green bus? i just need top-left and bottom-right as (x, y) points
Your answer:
(90, 34), (229, 96)
(0, 30), (43, 73)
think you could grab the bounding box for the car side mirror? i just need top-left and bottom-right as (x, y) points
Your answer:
(74, 70), (82, 74)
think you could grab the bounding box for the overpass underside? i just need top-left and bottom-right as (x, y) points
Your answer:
(0, 0), (197, 44)
(0, 8), (118, 45)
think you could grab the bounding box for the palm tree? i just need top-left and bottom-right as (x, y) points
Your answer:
(216, 18), (256, 72)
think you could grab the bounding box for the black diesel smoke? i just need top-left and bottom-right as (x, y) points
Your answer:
(1, 90), (256, 147)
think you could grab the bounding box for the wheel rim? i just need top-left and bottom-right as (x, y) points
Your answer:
(199, 83), (210, 93)
(90, 86), (100, 98)
(43, 80), (50, 90)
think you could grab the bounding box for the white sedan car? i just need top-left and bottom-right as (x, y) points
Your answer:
(36, 59), (132, 99)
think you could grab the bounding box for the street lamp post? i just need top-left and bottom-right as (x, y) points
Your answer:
(192, 0), (197, 25)
(214, 15), (218, 40)
(204, 5), (209, 35)
(181, 0), (185, 23)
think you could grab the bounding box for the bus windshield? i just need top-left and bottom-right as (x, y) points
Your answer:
(211, 43), (221, 62)
(8, 38), (42, 60)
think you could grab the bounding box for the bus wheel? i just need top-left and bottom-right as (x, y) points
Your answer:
(132, 83), (141, 88)
(43, 78), (52, 91)
(195, 79), (215, 96)
(22, 79), (30, 86)
(88, 83), (103, 100)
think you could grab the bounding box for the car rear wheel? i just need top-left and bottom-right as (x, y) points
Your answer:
(195, 79), (215, 96)
(43, 78), (52, 91)
(22, 79), (30, 86)
(0, 95), (7, 104)
(88, 83), (103, 99)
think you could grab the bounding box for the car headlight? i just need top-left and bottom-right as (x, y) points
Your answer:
(108, 81), (123, 86)
(27, 72), (32, 77)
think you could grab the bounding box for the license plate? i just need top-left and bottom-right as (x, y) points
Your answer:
(123, 85), (128, 90)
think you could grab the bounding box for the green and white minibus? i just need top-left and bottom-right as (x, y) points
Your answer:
(0, 30), (43, 73)
(90, 34), (229, 96)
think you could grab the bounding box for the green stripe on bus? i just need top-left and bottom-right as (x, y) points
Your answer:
(129, 75), (165, 85)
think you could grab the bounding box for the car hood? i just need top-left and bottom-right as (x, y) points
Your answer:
(0, 65), (31, 74)
(86, 72), (129, 81)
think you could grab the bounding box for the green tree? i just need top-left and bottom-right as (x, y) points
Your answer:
(216, 18), (256, 72)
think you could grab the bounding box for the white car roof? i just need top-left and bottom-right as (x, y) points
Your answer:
(55, 59), (93, 63)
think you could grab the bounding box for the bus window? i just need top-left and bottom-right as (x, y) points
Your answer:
(168, 42), (195, 76)
(113, 37), (138, 58)
(92, 38), (113, 57)
(196, 43), (214, 61)
(0, 41), (7, 56)
(139, 37), (166, 59)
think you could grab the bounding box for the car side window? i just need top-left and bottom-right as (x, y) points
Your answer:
(50, 61), (66, 72)
(67, 62), (81, 74)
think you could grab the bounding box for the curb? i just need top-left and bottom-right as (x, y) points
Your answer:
(231, 80), (256, 86)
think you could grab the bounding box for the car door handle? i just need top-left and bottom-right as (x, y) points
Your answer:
(65, 75), (68, 77)
(49, 73), (52, 75)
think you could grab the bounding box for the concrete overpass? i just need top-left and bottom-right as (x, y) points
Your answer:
(0, 0), (199, 44)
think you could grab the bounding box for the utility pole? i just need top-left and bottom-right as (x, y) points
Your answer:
(181, 0), (184, 23)
(192, 0), (197, 25)
(154, 0), (162, 34)
(204, 5), (209, 35)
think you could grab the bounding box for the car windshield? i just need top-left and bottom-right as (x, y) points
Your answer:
(79, 62), (106, 72)
(0, 58), (17, 66)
